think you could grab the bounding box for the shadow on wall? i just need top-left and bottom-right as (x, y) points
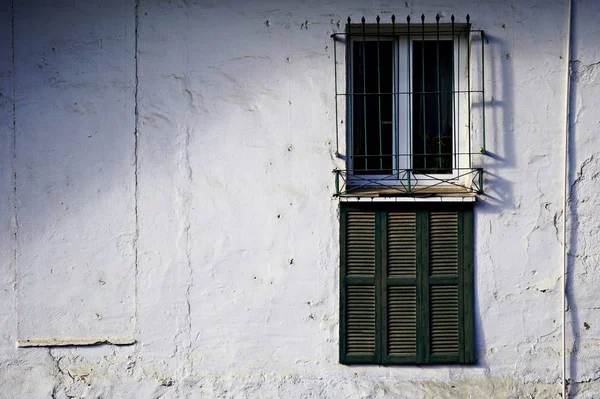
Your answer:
(8, 0), (143, 341)
(472, 31), (515, 367)
(477, 32), (515, 214)
(7, 0), (340, 347)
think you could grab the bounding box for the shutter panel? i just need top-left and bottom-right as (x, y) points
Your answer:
(346, 212), (376, 277)
(382, 212), (418, 363)
(387, 213), (417, 279)
(387, 286), (417, 357)
(430, 212), (459, 277)
(428, 212), (460, 363)
(430, 285), (459, 355)
(340, 210), (378, 363)
(346, 285), (376, 355)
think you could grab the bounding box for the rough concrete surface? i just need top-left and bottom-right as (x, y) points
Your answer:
(0, 0), (599, 397)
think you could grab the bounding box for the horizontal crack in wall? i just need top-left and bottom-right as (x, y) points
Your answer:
(18, 337), (136, 348)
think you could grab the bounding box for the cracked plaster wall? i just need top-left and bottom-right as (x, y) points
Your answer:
(0, 0), (599, 397)
(564, 0), (600, 398)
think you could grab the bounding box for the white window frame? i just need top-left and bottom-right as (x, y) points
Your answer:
(347, 30), (470, 188)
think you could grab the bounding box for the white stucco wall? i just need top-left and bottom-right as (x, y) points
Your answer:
(0, 0), (599, 397)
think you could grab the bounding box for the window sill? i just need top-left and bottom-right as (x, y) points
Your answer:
(339, 195), (475, 203)
(337, 185), (477, 202)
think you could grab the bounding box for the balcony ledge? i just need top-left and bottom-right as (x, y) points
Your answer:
(338, 186), (476, 202)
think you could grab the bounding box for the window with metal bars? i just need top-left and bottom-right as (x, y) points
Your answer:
(332, 15), (486, 196)
(339, 203), (474, 365)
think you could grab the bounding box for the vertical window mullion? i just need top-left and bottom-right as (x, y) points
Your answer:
(452, 16), (457, 172)
(407, 17), (412, 187)
(466, 15), (472, 169)
(420, 16), (427, 172)
(436, 15), (442, 170)
(456, 27), (461, 172)
(376, 17), (383, 171)
(347, 18), (353, 175)
(362, 18), (368, 171)
(392, 16), (398, 178)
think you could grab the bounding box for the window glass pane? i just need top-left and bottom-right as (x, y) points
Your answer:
(412, 40), (453, 174)
(352, 40), (393, 175)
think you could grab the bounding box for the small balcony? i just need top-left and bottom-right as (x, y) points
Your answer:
(333, 162), (484, 197)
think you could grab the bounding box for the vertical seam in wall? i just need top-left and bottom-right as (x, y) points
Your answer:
(11, 0), (19, 342)
(133, 0), (140, 338)
(287, 13), (293, 147)
(562, 0), (574, 396)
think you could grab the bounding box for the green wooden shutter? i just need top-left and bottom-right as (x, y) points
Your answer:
(382, 211), (418, 364)
(428, 211), (460, 363)
(340, 204), (474, 365)
(427, 209), (474, 364)
(340, 209), (379, 364)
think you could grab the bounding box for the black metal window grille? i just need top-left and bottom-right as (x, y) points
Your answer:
(332, 15), (486, 196)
